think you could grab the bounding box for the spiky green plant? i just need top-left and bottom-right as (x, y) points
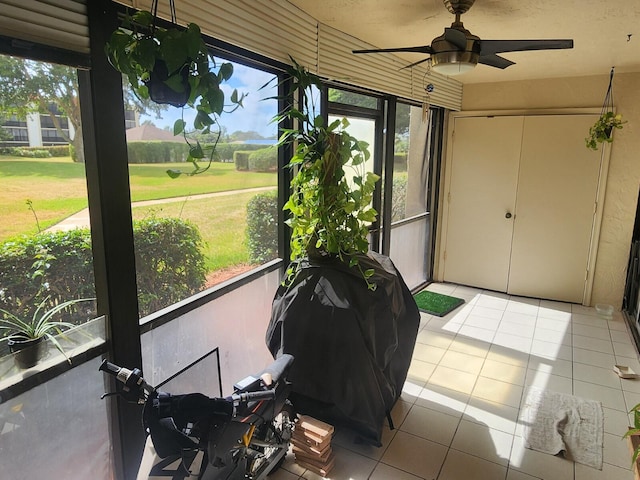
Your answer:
(0, 296), (94, 363)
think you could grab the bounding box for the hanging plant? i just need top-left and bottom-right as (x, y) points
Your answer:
(105, 2), (245, 176)
(268, 58), (380, 289)
(586, 67), (626, 150)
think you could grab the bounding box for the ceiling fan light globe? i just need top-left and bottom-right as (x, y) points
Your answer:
(431, 50), (478, 75)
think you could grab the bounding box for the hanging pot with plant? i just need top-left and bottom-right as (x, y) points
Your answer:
(105, 0), (245, 176)
(586, 67), (627, 150)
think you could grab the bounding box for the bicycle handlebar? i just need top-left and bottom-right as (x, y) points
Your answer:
(101, 359), (276, 406)
(99, 359), (154, 399)
(227, 389), (276, 405)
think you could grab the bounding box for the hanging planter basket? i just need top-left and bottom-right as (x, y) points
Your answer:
(104, 0), (245, 176)
(145, 59), (191, 107)
(586, 67), (627, 150)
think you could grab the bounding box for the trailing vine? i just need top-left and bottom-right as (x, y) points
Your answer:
(270, 58), (380, 289)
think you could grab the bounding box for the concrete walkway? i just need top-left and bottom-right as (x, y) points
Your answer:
(47, 186), (276, 232)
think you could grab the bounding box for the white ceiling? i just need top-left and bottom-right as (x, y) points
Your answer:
(287, 0), (640, 84)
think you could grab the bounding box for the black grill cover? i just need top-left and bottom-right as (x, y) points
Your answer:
(266, 252), (420, 446)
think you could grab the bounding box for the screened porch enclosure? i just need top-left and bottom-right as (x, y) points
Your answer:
(0, 1), (460, 478)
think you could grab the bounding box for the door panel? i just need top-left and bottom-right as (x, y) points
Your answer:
(443, 116), (524, 291)
(507, 115), (602, 303)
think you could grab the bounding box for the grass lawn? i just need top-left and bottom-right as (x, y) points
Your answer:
(131, 190), (276, 271)
(0, 156), (277, 241)
(0, 156), (279, 275)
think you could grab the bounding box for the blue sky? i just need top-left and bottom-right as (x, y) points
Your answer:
(139, 60), (279, 138)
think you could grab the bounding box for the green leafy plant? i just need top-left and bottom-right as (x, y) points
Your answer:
(585, 111), (626, 150)
(105, 9), (245, 176)
(0, 296), (94, 363)
(269, 58), (380, 289)
(624, 402), (640, 467)
(586, 67), (627, 151)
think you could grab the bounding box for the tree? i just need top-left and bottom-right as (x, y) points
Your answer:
(228, 130), (264, 142)
(0, 54), (166, 163)
(0, 115), (12, 143)
(0, 55), (85, 161)
(328, 88), (378, 109)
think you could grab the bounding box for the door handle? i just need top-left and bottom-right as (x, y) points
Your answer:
(505, 212), (513, 219)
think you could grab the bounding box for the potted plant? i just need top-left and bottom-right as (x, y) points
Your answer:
(0, 296), (94, 368)
(586, 67), (627, 150)
(271, 58), (380, 288)
(625, 402), (640, 477)
(105, 9), (245, 176)
(585, 111), (626, 150)
(265, 58), (420, 446)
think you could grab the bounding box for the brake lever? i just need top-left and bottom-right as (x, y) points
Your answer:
(100, 390), (146, 404)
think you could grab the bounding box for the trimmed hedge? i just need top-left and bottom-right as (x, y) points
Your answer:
(248, 147), (277, 172)
(214, 143), (266, 162)
(125, 142), (270, 164)
(0, 145), (71, 157)
(0, 229), (96, 327)
(0, 217), (206, 325)
(246, 191), (278, 264)
(234, 151), (251, 171)
(127, 141), (189, 164)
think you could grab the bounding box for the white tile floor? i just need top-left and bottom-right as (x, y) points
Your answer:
(270, 283), (640, 480)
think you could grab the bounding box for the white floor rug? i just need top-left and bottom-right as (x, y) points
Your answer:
(520, 387), (604, 470)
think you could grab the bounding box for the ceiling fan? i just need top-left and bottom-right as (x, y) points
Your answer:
(352, 0), (573, 75)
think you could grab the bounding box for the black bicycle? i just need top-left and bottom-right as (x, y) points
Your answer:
(100, 354), (295, 479)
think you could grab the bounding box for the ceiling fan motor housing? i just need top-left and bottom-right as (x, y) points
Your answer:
(430, 26), (480, 69)
(443, 0), (476, 15)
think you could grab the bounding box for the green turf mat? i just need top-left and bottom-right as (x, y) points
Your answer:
(413, 290), (465, 317)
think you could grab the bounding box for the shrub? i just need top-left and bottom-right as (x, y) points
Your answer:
(394, 153), (407, 172)
(121, 142), (268, 164)
(213, 143), (266, 162)
(0, 218), (206, 324)
(248, 147), (277, 172)
(0, 229), (96, 327)
(0, 146), (71, 158)
(47, 145), (72, 157)
(126, 141), (190, 164)
(391, 175), (407, 222)
(246, 191), (278, 263)
(234, 151), (251, 170)
(8, 148), (51, 158)
(133, 217), (206, 315)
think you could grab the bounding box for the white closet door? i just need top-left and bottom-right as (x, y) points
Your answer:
(507, 114), (602, 303)
(443, 116), (523, 292)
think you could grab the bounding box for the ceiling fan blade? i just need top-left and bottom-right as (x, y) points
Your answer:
(478, 54), (515, 69)
(400, 58), (432, 70)
(479, 39), (573, 55)
(444, 27), (468, 50)
(353, 45), (433, 54)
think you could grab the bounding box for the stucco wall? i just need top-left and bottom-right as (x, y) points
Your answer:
(458, 72), (640, 308)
